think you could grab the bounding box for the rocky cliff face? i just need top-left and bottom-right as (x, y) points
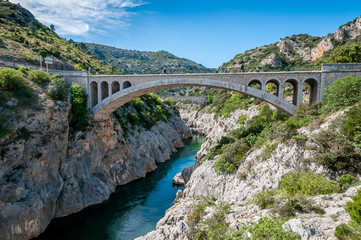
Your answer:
(178, 102), (259, 161)
(220, 16), (361, 72)
(0, 95), (191, 240)
(137, 104), (361, 240)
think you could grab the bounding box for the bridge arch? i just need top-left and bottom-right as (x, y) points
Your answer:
(247, 79), (263, 90)
(91, 78), (297, 117)
(123, 80), (132, 89)
(283, 78), (299, 105)
(90, 81), (98, 107)
(301, 77), (320, 105)
(101, 81), (109, 100)
(265, 78), (281, 97)
(111, 81), (120, 94)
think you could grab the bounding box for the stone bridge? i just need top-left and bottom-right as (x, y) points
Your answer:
(57, 63), (361, 119)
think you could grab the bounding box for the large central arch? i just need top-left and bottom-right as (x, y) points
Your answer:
(91, 78), (297, 118)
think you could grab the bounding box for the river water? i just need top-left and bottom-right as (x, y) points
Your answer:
(34, 137), (203, 240)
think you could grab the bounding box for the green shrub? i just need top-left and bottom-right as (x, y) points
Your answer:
(46, 77), (68, 101)
(335, 222), (361, 240)
(237, 114), (247, 125)
(164, 97), (175, 107)
(292, 134), (308, 144)
(26, 55), (35, 62)
(0, 125), (12, 138)
(254, 189), (276, 209)
(338, 174), (355, 191)
(194, 203), (232, 240)
(345, 190), (361, 224)
(187, 202), (207, 229)
(278, 195), (325, 218)
(343, 105), (361, 148)
(15, 65), (28, 74)
(248, 217), (301, 240)
(320, 75), (361, 114)
(127, 113), (139, 125)
(69, 83), (88, 131)
(17, 127), (31, 140)
(29, 69), (52, 84)
(309, 129), (361, 172)
(214, 157), (237, 174)
(0, 68), (26, 91)
(279, 171), (339, 197)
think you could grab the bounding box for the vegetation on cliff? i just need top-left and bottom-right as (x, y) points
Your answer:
(186, 74), (361, 239)
(219, 16), (361, 72)
(0, 2), (112, 73)
(83, 43), (214, 74)
(113, 93), (176, 139)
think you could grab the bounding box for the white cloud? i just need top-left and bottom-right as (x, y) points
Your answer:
(9, 0), (145, 35)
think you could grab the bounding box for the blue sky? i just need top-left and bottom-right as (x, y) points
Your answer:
(10, 0), (361, 68)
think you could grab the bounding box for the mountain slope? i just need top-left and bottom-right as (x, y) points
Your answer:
(0, 1), (113, 73)
(220, 16), (361, 72)
(83, 43), (214, 74)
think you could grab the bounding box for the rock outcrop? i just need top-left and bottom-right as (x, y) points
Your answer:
(221, 16), (361, 72)
(137, 104), (361, 240)
(0, 95), (191, 240)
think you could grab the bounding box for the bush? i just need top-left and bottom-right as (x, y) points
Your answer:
(0, 68), (26, 91)
(187, 202), (207, 229)
(17, 127), (30, 140)
(278, 195), (325, 218)
(335, 222), (361, 240)
(0, 125), (12, 138)
(279, 171), (339, 196)
(345, 189), (361, 224)
(15, 65), (28, 74)
(309, 129), (361, 172)
(69, 83), (88, 131)
(248, 217), (301, 240)
(343, 105), (361, 142)
(29, 69), (52, 84)
(194, 203), (232, 240)
(46, 77), (68, 101)
(254, 189), (276, 209)
(338, 174), (355, 191)
(320, 74), (361, 114)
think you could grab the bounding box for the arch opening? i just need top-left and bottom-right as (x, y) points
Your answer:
(303, 78), (318, 105)
(101, 81), (109, 100)
(111, 81), (120, 94)
(123, 81), (132, 89)
(248, 80), (262, 90)
(90, 82), (98, 107)
(283, 79), (298, 105)
(265, 79), (280, 96)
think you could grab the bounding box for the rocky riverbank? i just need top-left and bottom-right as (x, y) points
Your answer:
(0, 94), (192, 240)
(138, 102), (361, 240)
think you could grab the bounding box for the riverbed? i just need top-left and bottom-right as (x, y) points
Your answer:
(34, 137), (203, 240)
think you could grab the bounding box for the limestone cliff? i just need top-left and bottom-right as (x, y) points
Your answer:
(220, 16), (361, 72)
(137, 103), (361, 240)
(0, 92), (191, 240)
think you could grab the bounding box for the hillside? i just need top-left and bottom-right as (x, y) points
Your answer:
(220, 16), (361, 72)
(82, 43), (214, 74)
(0, 1), (114, 73)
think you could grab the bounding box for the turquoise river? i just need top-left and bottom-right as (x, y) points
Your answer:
(34, 137), (204, 240)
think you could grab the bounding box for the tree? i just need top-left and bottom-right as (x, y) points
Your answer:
(50, 24), (55, 32)
(38, 49), (47, 68)
(38, 49), (47, 59)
